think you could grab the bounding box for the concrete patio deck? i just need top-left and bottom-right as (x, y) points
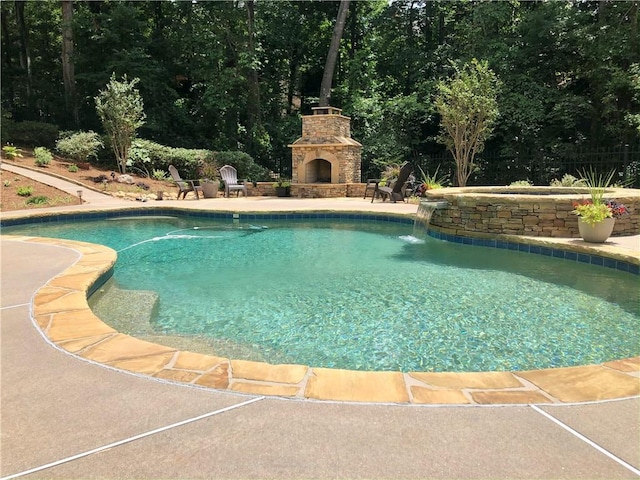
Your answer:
(1, 162), (639, 479)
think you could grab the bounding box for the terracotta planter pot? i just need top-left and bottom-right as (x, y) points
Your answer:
(200, 181), (219, 198)
(578, 217), (615, 243)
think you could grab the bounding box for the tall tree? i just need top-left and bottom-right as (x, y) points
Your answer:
(95, 74), (145, 174)
(245, 0), (260, 128)
(319, 0), (349, 107)
(435, 59), (500, 187)
(14, 0), (31, 102)
(61, 0), (78, 126)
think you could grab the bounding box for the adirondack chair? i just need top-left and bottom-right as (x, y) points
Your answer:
(372, 162), (413, 203)
(219, 165), (248, 197)
(169, 165), (201, 200)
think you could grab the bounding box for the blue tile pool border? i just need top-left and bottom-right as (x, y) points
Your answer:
(0, 208), (415, 227)
(427, 229), (639, 275)
(1, 208), (637, 275)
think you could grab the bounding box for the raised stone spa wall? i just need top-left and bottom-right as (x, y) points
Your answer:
(424, 187), (640, 238)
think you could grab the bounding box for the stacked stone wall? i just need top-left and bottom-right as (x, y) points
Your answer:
(302, 115), (351, 138)
(424, 188), (640, 238)
(247, 183), (366, 198)
(338, 146), (361, 183)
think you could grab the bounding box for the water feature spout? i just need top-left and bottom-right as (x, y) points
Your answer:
(414, 200), (449, 237)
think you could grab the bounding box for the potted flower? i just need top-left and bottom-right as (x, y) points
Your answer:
(378, 164), (401, 188)
(414, 165), (449, 196)
(198, 161), (219, 198)
(571, 169), (627, 243)
(273, 178), (291, 197)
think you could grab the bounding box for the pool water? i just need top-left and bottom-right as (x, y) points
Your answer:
(6, 215), (639, 372)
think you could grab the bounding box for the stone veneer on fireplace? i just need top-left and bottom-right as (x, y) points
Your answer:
(289, 106), (362, 184)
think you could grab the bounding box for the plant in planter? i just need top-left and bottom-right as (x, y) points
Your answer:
(572, 200), (612, 225)
(414, 165), (449, 196)
(571, 169), (627, 242)
(273, 178), (291, 197)
(198, 161), (219, 198)
(378, 164), (401, 187)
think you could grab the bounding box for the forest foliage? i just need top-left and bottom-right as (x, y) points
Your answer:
(1, 0), (639, 184)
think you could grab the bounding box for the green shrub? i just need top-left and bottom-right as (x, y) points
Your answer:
(16, 185), (33, 196)
(125, 139), (267, 181)
(68, 164), (79, 173)
(56, 131), (104, 163)
(25, 195), (48, 205)
(0, 113), (14, 145)
(2, 144), (23, 160)
(214, 151), (269, 181)
(127, 139), (215, 178)
(550, 174), (586, 187)
(151, 169), (168, 181)
(509, 180), (533, 186)
(34, 147), (53, 166)
(4, 121), (59, 148)
(128, 139), (151, 166)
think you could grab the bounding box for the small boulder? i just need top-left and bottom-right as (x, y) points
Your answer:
(117, 174), (135, 184)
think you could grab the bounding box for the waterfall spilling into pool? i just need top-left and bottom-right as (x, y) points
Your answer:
(401, 201), (449, 244)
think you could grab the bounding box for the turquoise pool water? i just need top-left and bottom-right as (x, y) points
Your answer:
(5, 215), (639, 372)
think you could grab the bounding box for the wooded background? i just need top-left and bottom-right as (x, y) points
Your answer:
(2, 0), (639, 185)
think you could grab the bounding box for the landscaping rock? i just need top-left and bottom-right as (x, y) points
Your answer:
(117, 174), (135, 184)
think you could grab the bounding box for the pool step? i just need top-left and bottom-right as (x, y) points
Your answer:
(88, 279), (159, 335)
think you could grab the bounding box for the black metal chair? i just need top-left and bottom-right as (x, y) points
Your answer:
(363, 178), (381, 199)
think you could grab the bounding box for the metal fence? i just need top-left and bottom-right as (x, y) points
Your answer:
(413, 144), (640, 188)
(274, 144), (640, 187)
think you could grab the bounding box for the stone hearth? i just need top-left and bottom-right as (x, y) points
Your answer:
(289, 106), (362, 184)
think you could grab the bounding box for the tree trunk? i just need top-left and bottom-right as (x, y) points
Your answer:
(61, 0), (79, 126)
(405, 0), (416, 95)
(319, 0), (350, 107)
(1, 4), (11, 68)
(631, 1), (638, 60)
(15, 0), (31, 100)
(245, 0), (261, 132)
(287, 52), (300, 114)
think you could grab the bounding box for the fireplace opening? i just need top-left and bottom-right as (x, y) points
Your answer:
(306, 158), (332, 183)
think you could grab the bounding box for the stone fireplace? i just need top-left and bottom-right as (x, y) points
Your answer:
(289, 107), (362, 184)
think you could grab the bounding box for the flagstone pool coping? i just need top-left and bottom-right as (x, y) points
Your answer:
(5, 224), (639, 405)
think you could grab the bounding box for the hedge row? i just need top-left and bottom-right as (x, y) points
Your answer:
(2, 120), (271, 181)
(129, 139), (270, 180)
(2, 120), (59, 149)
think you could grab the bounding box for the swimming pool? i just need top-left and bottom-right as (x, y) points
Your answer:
(4, 212), (638, 373)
